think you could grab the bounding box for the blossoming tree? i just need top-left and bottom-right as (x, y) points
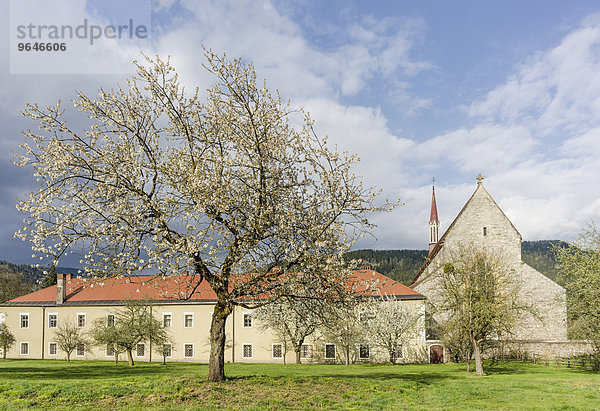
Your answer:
(15, 50), (392, 381)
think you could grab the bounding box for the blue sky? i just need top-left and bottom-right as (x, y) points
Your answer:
(2, 0), (600, 266)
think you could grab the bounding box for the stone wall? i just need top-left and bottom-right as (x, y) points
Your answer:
(496, 340), (594, 359)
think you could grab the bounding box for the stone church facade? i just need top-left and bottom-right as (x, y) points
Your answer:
(412, 175), (574, 358)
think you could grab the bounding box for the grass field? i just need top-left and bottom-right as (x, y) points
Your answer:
(0, 359), (598, 409)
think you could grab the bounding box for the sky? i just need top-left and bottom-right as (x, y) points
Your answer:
(1, 0), (600, 266)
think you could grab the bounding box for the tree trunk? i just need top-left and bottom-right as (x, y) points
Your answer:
(163, 354), (166, 365)
(295, 348), (302, 364)
(67, 352), (71, 363)
(2, 346), (5, 359)
(466, 358), (471, 373)
(345, 346), (350, 367)
(127, 349), (134, 366)
(208, 298), (232, 382)
(472, 337), (484, 376)
(114, 352), (118, 365)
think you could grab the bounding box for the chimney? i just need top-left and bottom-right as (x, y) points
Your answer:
(57, 273), (66, 305)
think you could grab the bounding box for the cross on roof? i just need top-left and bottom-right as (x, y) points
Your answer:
(476, 173), (484, 184)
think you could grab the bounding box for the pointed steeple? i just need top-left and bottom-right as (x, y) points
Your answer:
(429, 181), (440, 256)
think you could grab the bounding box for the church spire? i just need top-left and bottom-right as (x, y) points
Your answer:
(429, 180), (440, 256)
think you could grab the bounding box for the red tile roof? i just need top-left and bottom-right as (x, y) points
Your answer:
(4, 270), (422, 305)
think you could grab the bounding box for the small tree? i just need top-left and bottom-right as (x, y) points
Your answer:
(89, 317), (127, 364)
(155, 341), (175, 365)
(432, 244), (528, 376)
(256, 296), (326, 364)
(363, 298), (421, 364)
(55, 319), (88, 362)
(0, 323), (15, 359)
(555, 222), (600, 370)
(322, 303), (365, 366)
(90, 299), (170, 366)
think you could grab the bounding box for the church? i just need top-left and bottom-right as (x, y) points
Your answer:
(411, 174), (584, 359)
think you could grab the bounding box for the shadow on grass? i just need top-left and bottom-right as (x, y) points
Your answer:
(0, 360), (206, 381)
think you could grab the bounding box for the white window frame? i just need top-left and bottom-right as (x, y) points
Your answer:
(162, 343), (173, 358)
(48, 342), (58, 356)
(20, 342), (29, 356)
(77, 313), (86, 328)
(183, 312), (194, 328)
(184, 343), (194, 358)
(162, 312), (172, 328)
(242, 343), (253, 359)
(106, 313), (115, 327)
(300, 343), (311, 359)
(136, 343), (146, 357)
(76, 343), (86, 357)
(20, 313), (29, 329)
(324, 343), (336, 360)
(272, 343), (283, 359)
(48, 313), (58, 328)
(392, 344), (403, 360)
(106, 344), (115, 357)
(242, 312), (252, 328)
(359, 344), (370, 360)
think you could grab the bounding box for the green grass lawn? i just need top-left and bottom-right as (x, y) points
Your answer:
(0, 359), (598, 410)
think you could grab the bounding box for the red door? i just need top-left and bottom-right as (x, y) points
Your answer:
(430, 345), (444, 364)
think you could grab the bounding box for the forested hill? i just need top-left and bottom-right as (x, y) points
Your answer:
(346, 240), (568, 286)
(0, 261), (80, 302)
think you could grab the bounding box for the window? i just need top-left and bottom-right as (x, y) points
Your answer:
(106, 344), (115, 357)
(48, 313), (58, 328)
(391, 345), (403, 361)
(136, 343), (145, 357)
(20, 314), (29, 328)
(359, 344), (370, 359)
(49, 342), (57, 356)
(272, 343), (283, 359)
(483, 227), (487, 236)
(20, 342), (29, 355)
(106, 313), (115, 327)
(77, 313), (86, 328)
(325, 343), (336, 359)
(76, 343), (85, 357)
(243, 313), (252, 328)
(242, 344), (253, 358)
(184, 343), (194, 358)
(184, 313), (193, 328)
(300, 344), (311, 359)
(163, 313), (172, 328)
(162, 344), (172, 358)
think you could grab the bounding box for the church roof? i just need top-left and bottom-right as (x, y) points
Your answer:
(411, 179), (521, 286)
(3, 269), (424, 306)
